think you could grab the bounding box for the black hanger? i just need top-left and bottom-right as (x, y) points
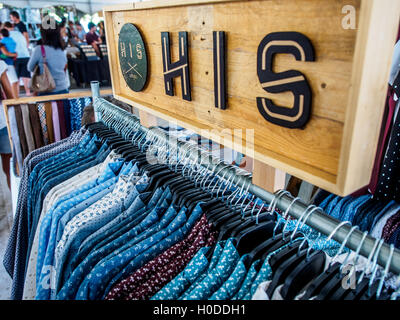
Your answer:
(144, 168), (180, 192)
(314, 268), (351, 300)
(265, 248), (309, 298)
(268, 240), (306, 271)
(235, 221), (276, 256)
(171, 183), (198, 205)
(280, 250), (326, 300)
(299, 262), (342, 300)
(359, 280), (381, 300)
(329, 269), (359, 300)
(342, 276), (371, 300)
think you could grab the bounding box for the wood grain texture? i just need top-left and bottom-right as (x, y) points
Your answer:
(253, 160), (286, 193)
(104, 0), (399, 195)
(338, 0), (400, 195)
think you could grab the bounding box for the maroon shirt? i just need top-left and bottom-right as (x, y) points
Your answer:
(383, 210), (400, 241)
(85, 32), (99, 45)
(105, 214), (216, 300)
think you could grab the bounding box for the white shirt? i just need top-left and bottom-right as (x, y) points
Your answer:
(9, 30), (29, 58)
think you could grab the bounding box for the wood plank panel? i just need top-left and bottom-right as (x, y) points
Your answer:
(104, 0), (400, 195)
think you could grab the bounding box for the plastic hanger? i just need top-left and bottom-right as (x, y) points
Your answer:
(235, 221), (276, 256)
(265, 247), (310, 298)
(299, 222), (362, 300)
(317, 225), (361, 300)
(280, 239), (326, 299)
(248, 194), (302, 263)
(316, 224), (373, 300)
(347, 239), (385, 300)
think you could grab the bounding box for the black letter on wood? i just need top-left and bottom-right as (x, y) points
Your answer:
(213, 31), (227, 110)
(257, 32), (315, 129)
(161, 31), (191, 101)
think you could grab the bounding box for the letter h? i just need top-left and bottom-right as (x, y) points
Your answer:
(161, 31), (192, 101)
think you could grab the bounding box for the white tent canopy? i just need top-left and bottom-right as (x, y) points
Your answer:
(1, 0), (138, 14)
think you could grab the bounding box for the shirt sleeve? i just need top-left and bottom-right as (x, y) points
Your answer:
(18, 22), (28, 33)
(27, 46), (40, 73)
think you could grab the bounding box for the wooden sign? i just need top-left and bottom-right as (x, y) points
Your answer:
(103, 0), (400, 196)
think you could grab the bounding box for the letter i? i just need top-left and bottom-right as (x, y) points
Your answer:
(213, 31), (227, 110)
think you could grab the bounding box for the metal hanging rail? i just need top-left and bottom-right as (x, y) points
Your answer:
(90, 81), (400, 277)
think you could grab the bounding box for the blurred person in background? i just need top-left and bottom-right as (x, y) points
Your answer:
(67, 20), (77, 39)
(98, 21), (106, 44)
(0, 59), (15, 188)
(27, 19), (69, 96)
(0, 29), (18, 97)
(10, 11), (29, 46)
(85, 22), (102, 56)
(75, 22), (86, 42)
(4, 22), (31, 96)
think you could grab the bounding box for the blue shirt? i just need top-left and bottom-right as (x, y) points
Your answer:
(35, 160), (126, 291)
(56, 201), (175, 300)
(60, 192), (151, 288)
(27, 133), (94, 240)
(52, 173), (148, 299)
(182, 238), (240, 300)
(209, 254), (249, 300)
(73, 187), (169, 267)
(36, 165), (136, 300)
(151, 246), (211, 300)
(76, 203), (204, 300)
(232, 260), (261, 300)
(1, 37), (16, 65)
(179, 240), (225, 299)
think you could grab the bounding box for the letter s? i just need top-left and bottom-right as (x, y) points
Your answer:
(256, 32), (315, 129)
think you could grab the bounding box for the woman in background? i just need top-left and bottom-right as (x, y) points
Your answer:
(0, 59), (15, 188)
(27, 18), (69, 96)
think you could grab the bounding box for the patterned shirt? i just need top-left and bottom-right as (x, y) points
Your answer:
(28, 140), (106, 263)
(151, 247), (211, 300)
(181, 238), (240, 300)
(23, 153), (121, 300)
(209, 254), (249, 300)
(53, 174), (149, 298)
(231, 260), (261, 300)
(56, 202), (175, 300)
(4, 130), (85, 300)
(76, 204), (204, 300)
(178, 241), (225, 299)
(35, 160), (127, 297)
(67, 188), (168, 276)
(105, 214), (216, 300)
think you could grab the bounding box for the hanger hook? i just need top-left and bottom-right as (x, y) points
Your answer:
(366, 239), (385, 295)
(226, 173), (245, 207)
(377, 244), (394, 299)
(232, 173), (252, 210)
(290, 204), (318, 244)
(331, 225), (359, 268)
(276, 196), (301, 241)
(357, 237), (381, 285)
(267, 190), (291, 217)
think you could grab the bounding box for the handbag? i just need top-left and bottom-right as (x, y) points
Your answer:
(29, 45), (56, 93)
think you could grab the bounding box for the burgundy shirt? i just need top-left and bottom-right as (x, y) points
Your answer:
(383, 210), (400, 241)
(85, 32), (99, 45)
(105, 214), (216, 300)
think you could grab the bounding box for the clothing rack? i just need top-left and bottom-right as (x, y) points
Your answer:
(90, 81), (400, 278)
(2, 88), (113, 175)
